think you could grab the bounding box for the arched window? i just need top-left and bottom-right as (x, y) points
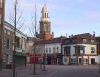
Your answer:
(45, 13), (46, 18)
(47, 13), (48, 18)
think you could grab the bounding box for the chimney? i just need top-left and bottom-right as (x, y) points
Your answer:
(69, 36), (71, 38)
(93, 31), (95, 37)
(71, 34), (73, 37)
(66, 33), (67, 38)
(52, 32), (54, 38)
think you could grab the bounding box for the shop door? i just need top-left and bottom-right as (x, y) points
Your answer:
(91, 58), (95, 64)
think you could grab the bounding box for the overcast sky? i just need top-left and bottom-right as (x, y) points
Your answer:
(5, 0), (100, 37)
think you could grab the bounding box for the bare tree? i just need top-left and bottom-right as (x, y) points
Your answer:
(8, 0), (25, 31)
(27, 1), (37, 74)
(10, 0), (25, 77)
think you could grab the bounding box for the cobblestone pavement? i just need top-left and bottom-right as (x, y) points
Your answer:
(0, 64), (100, 77)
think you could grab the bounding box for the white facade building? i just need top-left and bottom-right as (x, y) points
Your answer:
(35, 37), (65, 64)
(62, 33), (98, 65)
(62, 44), (98, 65)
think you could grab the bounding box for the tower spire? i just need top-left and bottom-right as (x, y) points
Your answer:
(41, 4), (50, 21)
(36, 4), (54, 40)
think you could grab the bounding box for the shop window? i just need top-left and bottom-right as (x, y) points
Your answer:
(71, 58), (77, 64)
(64, 58), (67, 62)
(84, 58), (88, 64)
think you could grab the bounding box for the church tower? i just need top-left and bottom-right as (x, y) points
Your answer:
(37, 4), (54, 40)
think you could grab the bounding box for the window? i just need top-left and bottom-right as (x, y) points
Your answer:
(86, 59), (88, 64)
(7, 38), (10, 49)
(75, 46), (85, 54)
(64, 46), (70, 55)
(45, 13), (46, 18)
(53, 47), (56, 53)
(4, 29), (7, 34)
(91, 40), (94, 43)
(49, 48), (51, 53)
(47, 13), (48, 18)
(80, 46), (85, 54)
(65, 40), (70, 44)
(57, 47), (59, 53)
(7, 31), (10, 35)
(71, 58), (77, 64)
(3, 54), (6, 62)
(84, 58), (88, 64)
(64, 58), (67, 62)
(46, 48), (48, 53)
(91, 47), (95, 53)
(83, 38), (87, 42)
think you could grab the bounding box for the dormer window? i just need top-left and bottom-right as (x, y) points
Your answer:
(83, 38), (87, 42)
(91, 40), (94, 43)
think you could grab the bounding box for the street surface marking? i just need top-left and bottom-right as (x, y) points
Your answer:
(47, 70), (58, 77)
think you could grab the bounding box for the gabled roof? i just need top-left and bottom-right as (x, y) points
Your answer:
(72, 33), (93, 38)
(62, 33), (96, 45)
(35, 36), (66, 45)
(4, 21), (27, 37)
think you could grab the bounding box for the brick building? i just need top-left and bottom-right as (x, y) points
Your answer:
(0, 0), (5, 69)
(62, 33), (98, 65)
(2, 21), (27, 68)
(96, 37), (100, 55)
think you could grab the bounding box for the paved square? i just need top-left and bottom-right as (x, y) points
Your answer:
(0, 65), (100, 77)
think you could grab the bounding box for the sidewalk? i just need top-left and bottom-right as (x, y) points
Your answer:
(0, 64), (54, 77)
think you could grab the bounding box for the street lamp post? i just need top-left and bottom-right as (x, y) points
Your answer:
(12, 0), (17, 77)
(33, 40), (36, 74)
(33, 1), (37, 74)
(42, 45), (46, 71)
